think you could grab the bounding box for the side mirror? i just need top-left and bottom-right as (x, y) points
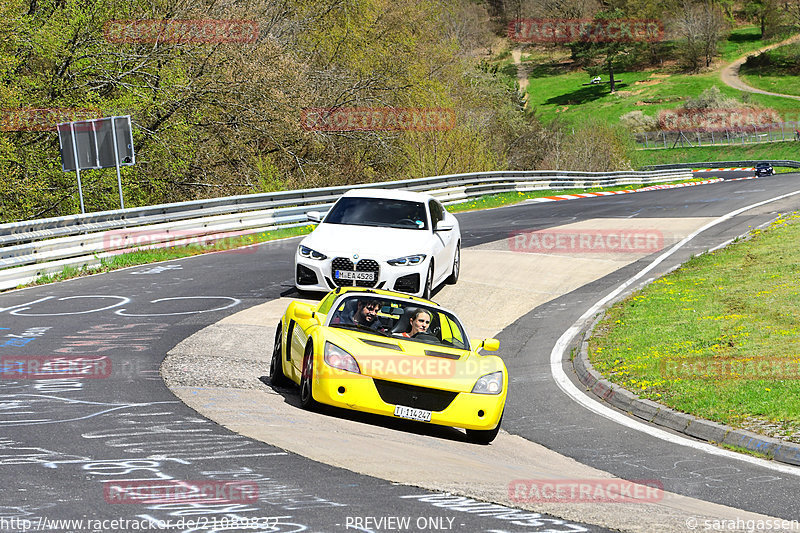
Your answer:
(471, 338), (499, 352)
(294, 303), (316, 321)
(481, 338), (500, 352)
(436, 220), (454, 232)
(307, 211), (322, 223)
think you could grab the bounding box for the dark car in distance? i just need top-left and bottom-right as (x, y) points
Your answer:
(755, 162), (775, 176)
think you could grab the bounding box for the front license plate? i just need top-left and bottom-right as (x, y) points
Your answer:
(393, 405), (432, 422)
(335, 270), (374, 281)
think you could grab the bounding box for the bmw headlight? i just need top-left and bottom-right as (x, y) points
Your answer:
(471, 371), (503, 395)
(387, 254), (426, 266)
(299, 245), (327, 260)
(324, 342), (360, 373)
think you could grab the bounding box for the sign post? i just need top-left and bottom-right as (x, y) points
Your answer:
(111, 118), (124, 209)
(57, 116), (135, 213)
(68, 122), (86, 214)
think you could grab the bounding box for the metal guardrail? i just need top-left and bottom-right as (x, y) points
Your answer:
(642, 160), (800, 170)
(0, 168), (694, 290)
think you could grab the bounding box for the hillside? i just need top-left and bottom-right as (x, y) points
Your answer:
(0, 1), (541, 221)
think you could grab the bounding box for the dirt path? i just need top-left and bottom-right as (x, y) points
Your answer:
(720, 33), (800, 100)
(511, 48), (529, 108)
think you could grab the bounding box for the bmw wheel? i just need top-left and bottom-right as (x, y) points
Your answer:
(300, 343), (318, 410)
(446, 242), (460, 285)
(422, 262), (434, 299)
(269, 326), (291, 387)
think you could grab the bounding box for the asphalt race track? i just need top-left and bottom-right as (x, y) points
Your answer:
(1, 170), (798, 533)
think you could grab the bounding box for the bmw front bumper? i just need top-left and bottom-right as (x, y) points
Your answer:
(295, 252), (428, 297)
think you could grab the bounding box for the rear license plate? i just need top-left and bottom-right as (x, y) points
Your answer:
(335, 270), (374, 281)
(393, 405), (432, 422)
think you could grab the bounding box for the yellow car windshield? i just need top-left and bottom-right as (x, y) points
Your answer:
(328, 295), (469, 349)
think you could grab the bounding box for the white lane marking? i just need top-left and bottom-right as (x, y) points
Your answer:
(114, 296), (241, 316)
(9, 296), (130, 316)
(550, 189), (800, 476)
(0, 297), (53, 314)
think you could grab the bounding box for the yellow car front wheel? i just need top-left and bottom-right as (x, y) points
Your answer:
(466, 410), (503, 445)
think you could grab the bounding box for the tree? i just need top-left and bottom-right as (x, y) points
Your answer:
(745, 0), (782, 39)
(787, 0), (800, 26)
(539, 118), (637, 171)
(673, 0), (727, 70)
(572, 10), (642, 93)
(1, 0), (548, 221)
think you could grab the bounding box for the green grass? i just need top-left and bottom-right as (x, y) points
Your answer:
(741, 73), (800, 98)
(529, 69), (800, 128)
(442, 178), (703, 213)
(635, 141), (800, 167)
(739, 41), (800, 98)
(588, 213), (800, 441)
(521, 27), (800, 129)
(718, 26), (789, 63)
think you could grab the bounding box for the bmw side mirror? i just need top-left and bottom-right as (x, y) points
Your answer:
(307, 211), (322, 223)
(436, 221), (454, 232)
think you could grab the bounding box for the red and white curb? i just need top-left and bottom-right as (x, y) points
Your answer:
(527, 178), (724, 203)
(692, 167), (754, 172)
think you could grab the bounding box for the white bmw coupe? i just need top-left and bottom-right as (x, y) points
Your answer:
(294, 189), (461, 299)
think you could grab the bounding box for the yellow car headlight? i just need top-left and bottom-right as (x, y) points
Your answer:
(324, 342), (360, 373)
(471, 371), (503, 395)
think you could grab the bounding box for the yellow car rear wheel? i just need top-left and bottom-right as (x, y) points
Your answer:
(300, 343), (319, 410)
(269, 326), (291, 387)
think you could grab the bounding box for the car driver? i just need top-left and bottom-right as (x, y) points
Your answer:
(354, 299), (381, 327)
(402, 309), (431, 338)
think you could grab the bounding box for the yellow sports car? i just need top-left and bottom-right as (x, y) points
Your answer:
(270, 287), (507, 444)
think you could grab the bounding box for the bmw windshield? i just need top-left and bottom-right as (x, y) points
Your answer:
(324, 197), (428, 230)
